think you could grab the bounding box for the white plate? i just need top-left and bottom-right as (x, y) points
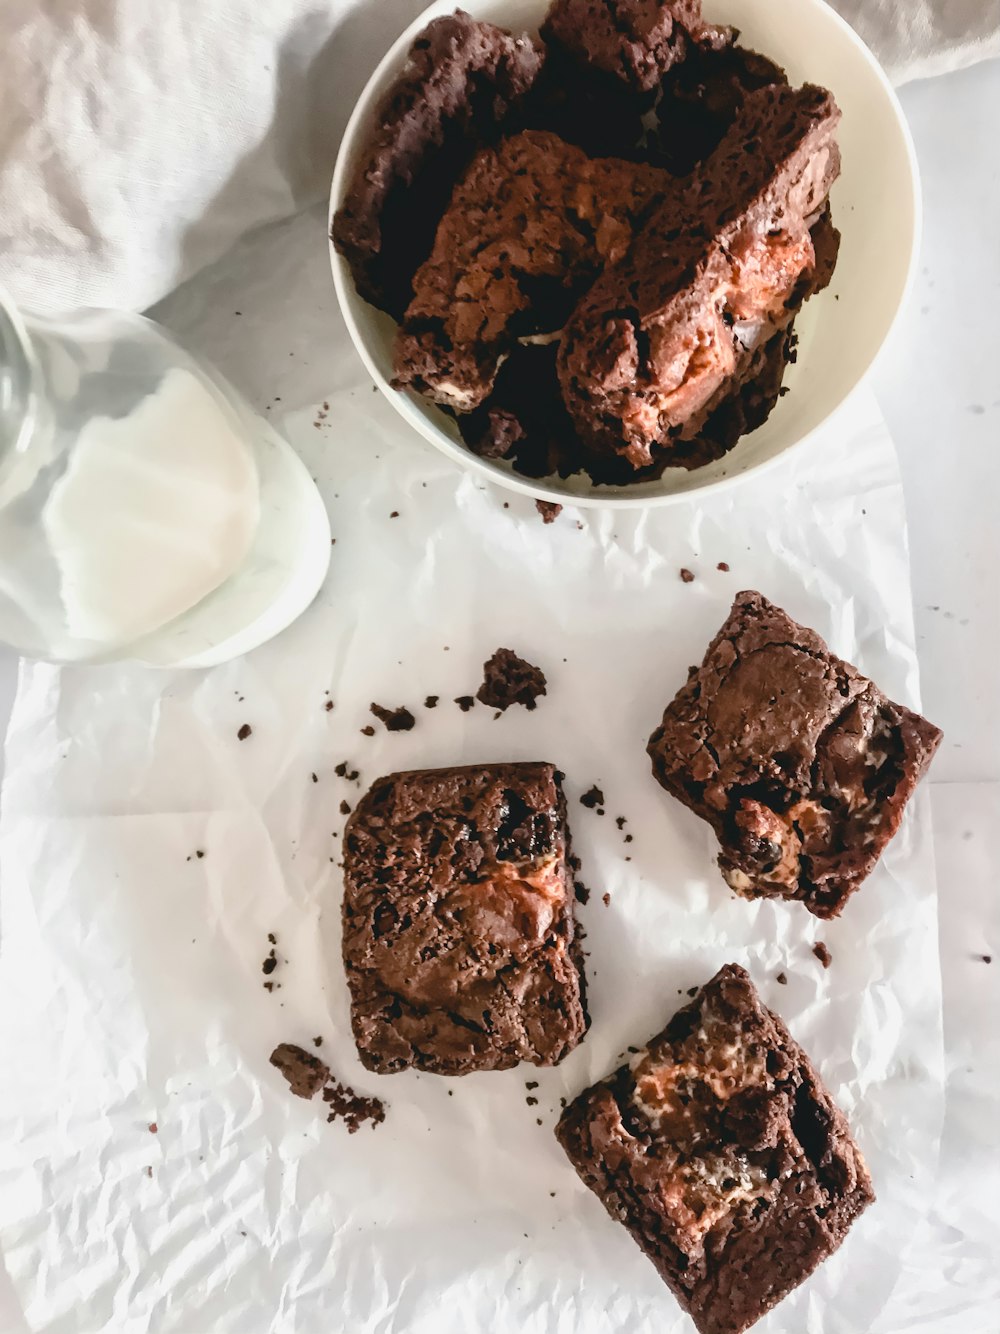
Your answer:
(329, 0), (919, 507)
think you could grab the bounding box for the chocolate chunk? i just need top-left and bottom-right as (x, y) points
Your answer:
(580, 785), (605, 809)
(536, 500), (563, 524)
(237, 724), (252, 741)
(454, 695), (476, 712)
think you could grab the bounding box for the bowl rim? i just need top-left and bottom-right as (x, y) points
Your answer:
(328, 0), (921, 510)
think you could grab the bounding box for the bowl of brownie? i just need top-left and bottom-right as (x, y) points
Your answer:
(330, 0), (919, 507)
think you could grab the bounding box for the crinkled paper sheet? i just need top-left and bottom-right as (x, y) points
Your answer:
(0, 207), (943, 1334)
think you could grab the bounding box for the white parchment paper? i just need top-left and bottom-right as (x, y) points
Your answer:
(0, 206), (943, 1333)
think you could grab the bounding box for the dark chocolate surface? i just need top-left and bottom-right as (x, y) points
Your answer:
(342, 762), (588, 1075)
(332, 12), (543, 318)
(557, 84), (842, 468)
(556, 963), (875, 1334)
(647, 592), (942, 917)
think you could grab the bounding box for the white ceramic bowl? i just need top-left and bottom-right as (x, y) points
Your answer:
(329, 0), (919, 508)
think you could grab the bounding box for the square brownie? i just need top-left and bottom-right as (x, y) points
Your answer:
(647, 591), (942, 918)
(556, 964), (874, 1334)
(342, 762), (588, 1075)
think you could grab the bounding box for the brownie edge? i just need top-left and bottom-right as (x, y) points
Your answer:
(342, 762), (588, 1075)
(556, 964), (875, 1334)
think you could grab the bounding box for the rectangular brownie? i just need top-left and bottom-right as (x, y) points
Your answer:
(556, 964), (874, 1334)
(342, 762), (588, 1075)
(647, 591), (942, 918)
(558, 84), (841, 469)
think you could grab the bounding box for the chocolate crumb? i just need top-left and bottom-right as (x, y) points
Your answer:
(526, 1096), (538, 1106)
(340, 800), (352, 816)
(262, 954), (277, 976)
(148, 1122), (158, 1134)
(624, 833), (633, 843)
(322, 1080), (386, 1133)
(627, 1046), (640, 1054)
(579, 785), (605, 809)
(370, 702), (416, 731)
(267, 933), (276, 945)
(560, 1097), (567, 1108)
(680, 568), (695, 583)
(390, 511), (399, 518)
(525, 1081), (538, 1090)
(313, 1037), (323, 1047)
(424, 695), (439, 708)
(536, 500), (562, 524)
(454, 695), (476, 712)
(717, 561), (730, 572)
(237, 723), (252, 741)
(982, 954), (993, 964)
(263, 981), (276, 992)
(311, 773), (318, 783)
(324, 700), (334, 712)
(360, 724), (376, 736)
(476, 647), (547, 712)
(776, 972), (788, 985)
(146, 1166), (153, 1178)
(195, 849), (204, 859)
(574, 881), (591, 905)
(686, 987), (698, 998)
(536, 1118), (543, 1126)
(602, 892), (611, 906)
(269, 1043), (331, 1099)
(812, 941), (833, 968)
(615, 816), (627, 830)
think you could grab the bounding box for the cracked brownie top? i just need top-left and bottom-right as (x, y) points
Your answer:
(647, 592), (942, 917)
(342, 762), (588, 1075)
(392, 130), (673, 412)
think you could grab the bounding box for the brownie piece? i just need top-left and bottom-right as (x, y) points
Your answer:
(653, 42), (788, 175)
(342, 763), (588, 1075)
(647, 592), (942, 918)
(541, 0), (729, 94)
(556, 964), (875, 1334)
(393, 130), (671, 411)
(477, 648), (547, 711)
(557, 84), (841, 469)
(269, 1043), (331, 1099)
(332, 12), (543, 317)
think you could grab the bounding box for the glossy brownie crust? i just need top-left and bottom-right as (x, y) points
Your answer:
(556, 964), (875, 1334)
(647, 592), (942, 917)
(342, 762), (588, 1075)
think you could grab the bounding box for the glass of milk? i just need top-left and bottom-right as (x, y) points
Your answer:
(0, 291), (330, 665)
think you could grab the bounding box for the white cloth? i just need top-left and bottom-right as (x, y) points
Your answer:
(1, 0), (998, 317)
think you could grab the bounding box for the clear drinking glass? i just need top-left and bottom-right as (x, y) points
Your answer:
(0, 292), (329, 665)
